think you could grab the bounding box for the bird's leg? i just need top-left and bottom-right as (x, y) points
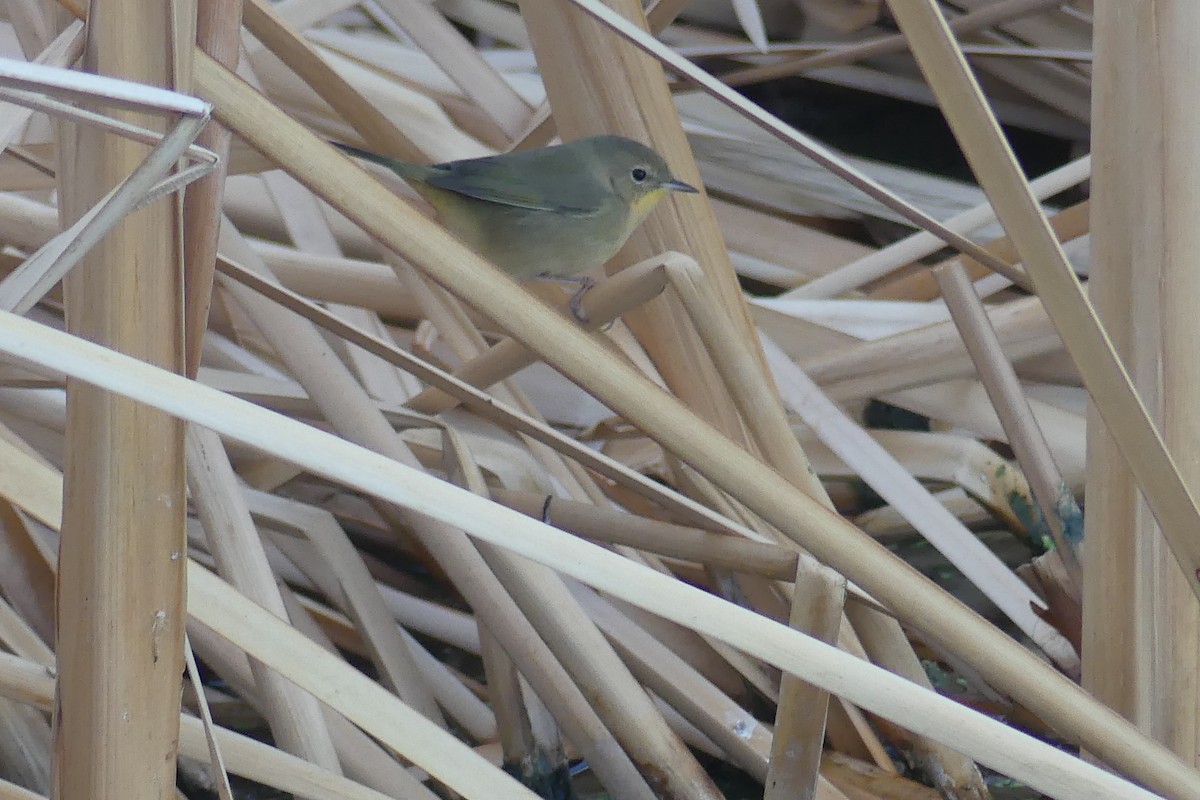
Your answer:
(537, 273), (596, 323)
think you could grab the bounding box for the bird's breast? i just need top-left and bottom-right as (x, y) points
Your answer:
(424, 191), (637, 281)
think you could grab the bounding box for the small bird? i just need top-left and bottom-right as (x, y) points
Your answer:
(332, 135), (699, 318)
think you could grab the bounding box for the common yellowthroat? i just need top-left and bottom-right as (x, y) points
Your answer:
(332, 135), (698, 317)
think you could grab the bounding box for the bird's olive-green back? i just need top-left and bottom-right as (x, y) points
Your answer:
(394, 136), (670, 216)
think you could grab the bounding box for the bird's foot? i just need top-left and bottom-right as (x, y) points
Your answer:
(537, 273), (596, 324)
(567, 279), (597, 323)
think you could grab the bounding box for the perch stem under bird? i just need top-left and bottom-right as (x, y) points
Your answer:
(331, 136), (699, 320)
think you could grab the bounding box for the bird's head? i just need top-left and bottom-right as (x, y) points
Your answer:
(585, 135), (699, 221)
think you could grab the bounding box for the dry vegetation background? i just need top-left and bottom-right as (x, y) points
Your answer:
(1, 1), (1198, 800)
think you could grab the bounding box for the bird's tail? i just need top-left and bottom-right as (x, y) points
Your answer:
(329, 140), (393, 166)
(329, 141), (430, 180)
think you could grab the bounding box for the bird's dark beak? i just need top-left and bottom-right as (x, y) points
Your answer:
(663, 178), (699, 194)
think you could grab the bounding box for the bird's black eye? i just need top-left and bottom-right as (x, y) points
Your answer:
(631, 167), (648, 182)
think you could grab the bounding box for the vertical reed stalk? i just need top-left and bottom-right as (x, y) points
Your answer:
(1084, 0), (1200, 758)
(52, 3), (186, 797)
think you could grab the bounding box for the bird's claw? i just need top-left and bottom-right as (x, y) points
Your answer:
(567, 278), (596, 324)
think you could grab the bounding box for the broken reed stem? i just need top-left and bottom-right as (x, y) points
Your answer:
(885, 0), (1200, 607)
(933, 263), (1083, 593)
(185, 54), (1200, 798)
(182, 0), (243, 376)
(52, 4), (187, 798)
(767, 561), (842, 800)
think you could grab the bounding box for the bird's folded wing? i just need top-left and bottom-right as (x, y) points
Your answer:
(425, 156), (603, 216)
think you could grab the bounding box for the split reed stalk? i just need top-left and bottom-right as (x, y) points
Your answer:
(182, 0), (243, 375)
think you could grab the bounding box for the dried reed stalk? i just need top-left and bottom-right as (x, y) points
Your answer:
(0, 23), (84, 153)
(51, 3), (186, 798)
(241, 0), (424, 159)
(799, 295), (1056, 388)
(392, 271), (708, 793)
(216, 255), (762, 536)
(760, 333), (1078, 671)
(875, 199), (1089, 302)
(368, 0), (531, 142)
(497, 489), (799, 578)
(767, 562), (843, 800)
(0, 504), (54, 647)
(188, 615), (431, 799)
(182, 0), (243, 375)
(250, 491), (455, 730)
(934, 263), (1082, 593)
(405, 256), (670, 414)
(1083, 0), (1200, 760)
(884, 379), (1086, 489)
